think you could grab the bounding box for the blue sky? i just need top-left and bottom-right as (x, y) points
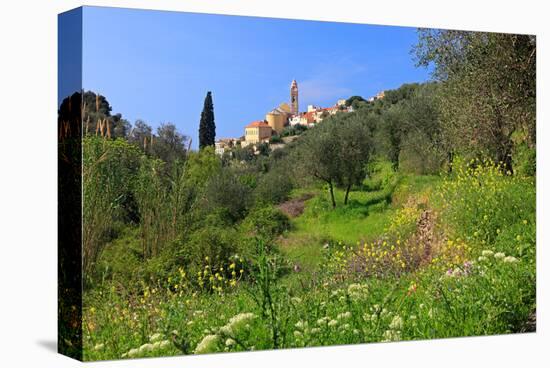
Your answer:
(76, 6), (431, 147)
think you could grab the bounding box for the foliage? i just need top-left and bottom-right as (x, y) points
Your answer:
(295, 113), (373, 207)
(253, 166), (294, 205)
(280, 124), (308, 137)
(150, 123), (189, 167)
(363, 160), (396, 191)
(83, 159), (535, 360)
(79, 28), (537, 359)
(201, 167), (251, 222)
(82, 137), (140, 282)
(134, 156), (170, 259)
(414, 30), (536, 172)
(241, 206), (290, 241)
(199, 91), (216, 149)
(269, 134), (282, 144)
(438, 157), (535, 256)
(127, 119), (153, 151)
(183, 223), (241, 277)
(345, 95), (368, 109)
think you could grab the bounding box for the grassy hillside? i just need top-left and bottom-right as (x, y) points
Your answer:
(82, 159), (535, 361)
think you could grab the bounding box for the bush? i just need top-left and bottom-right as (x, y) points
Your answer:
(183, 223), (241, 272)
(269, 135), (282, 144)
(281, 124), (308, 137)
(253, 167), (293, 205)
(363, 160), (396, 192)
(399, 131), (445, 175)
(202, 168), (251, 222)
(241, 206), (290, 241)
(438, 157), (535, 250)
(513, 142), (536, 177)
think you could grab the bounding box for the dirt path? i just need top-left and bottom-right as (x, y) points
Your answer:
(277, 193), (314, 218)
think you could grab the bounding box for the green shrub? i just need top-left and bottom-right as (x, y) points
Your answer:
(513, 142), (536, 177)
(363, 160), (396, 192)
(270, 135), (282, 144)
(439, 157), (535, 249)
(241, 206), (290, 241)
(182, 224), (240, 272)
(202, 168), (251, 222)
(253, 167), (293, 205)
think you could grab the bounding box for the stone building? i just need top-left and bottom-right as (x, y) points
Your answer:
(244, 120), (272, 146)
(265, 104), (290, 134)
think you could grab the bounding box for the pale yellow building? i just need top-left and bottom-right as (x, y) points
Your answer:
(265, 108), (288, 134)
(244, 120), (272, 145)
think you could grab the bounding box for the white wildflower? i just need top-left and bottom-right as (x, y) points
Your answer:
(228, 313), (256, 330)
(503, 256), (519, 263)
(482, 250), (494, 257)
(494, 252), (506, 260)
(317, 316), (330, 326)
(337, 311), (352, 320)
(382, 329), (402, 342)
(225, 338), (236, 347)
(295, 320), (308, 330)
(127, 348), (139, 358)
(219, 312), (256, 337)
(219, 325), (233, 336)
(347, 283), (369, 300)
(328, 319), (338, 327)
(478, 256), (488, 262)
(139, 343), (154, 353)
(152, 341), (161, 350)
(389, 315), (403, 330)
(159, 340), (171, 349)
(310, 328), (321, 334)
(293, 330), (303, 339)
(194, 334), (220, 354)
(149, 332), (162, 342)
(93, 343), (104, 351)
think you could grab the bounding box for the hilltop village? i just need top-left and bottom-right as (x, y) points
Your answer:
(215, 80), (384, 156)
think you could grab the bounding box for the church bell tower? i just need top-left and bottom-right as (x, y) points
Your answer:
(290, 79), (299, 115)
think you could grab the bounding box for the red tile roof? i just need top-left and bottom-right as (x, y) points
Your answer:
(246, 120), (270, 128)
(305, 111), (316, 119)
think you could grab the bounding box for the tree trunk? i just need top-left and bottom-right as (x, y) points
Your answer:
(328, 181), (336, 209)
(447, 151), (454, 174)
(344, 183), (352, 205)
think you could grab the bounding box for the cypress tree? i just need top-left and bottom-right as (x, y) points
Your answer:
(199, 91), (216, 149)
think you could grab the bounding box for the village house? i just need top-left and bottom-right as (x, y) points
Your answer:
(243, 120), (272, 146)
(214, 138), (238, 155)
(240, 79), (355, 145)
(367, 90), (385, 102)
